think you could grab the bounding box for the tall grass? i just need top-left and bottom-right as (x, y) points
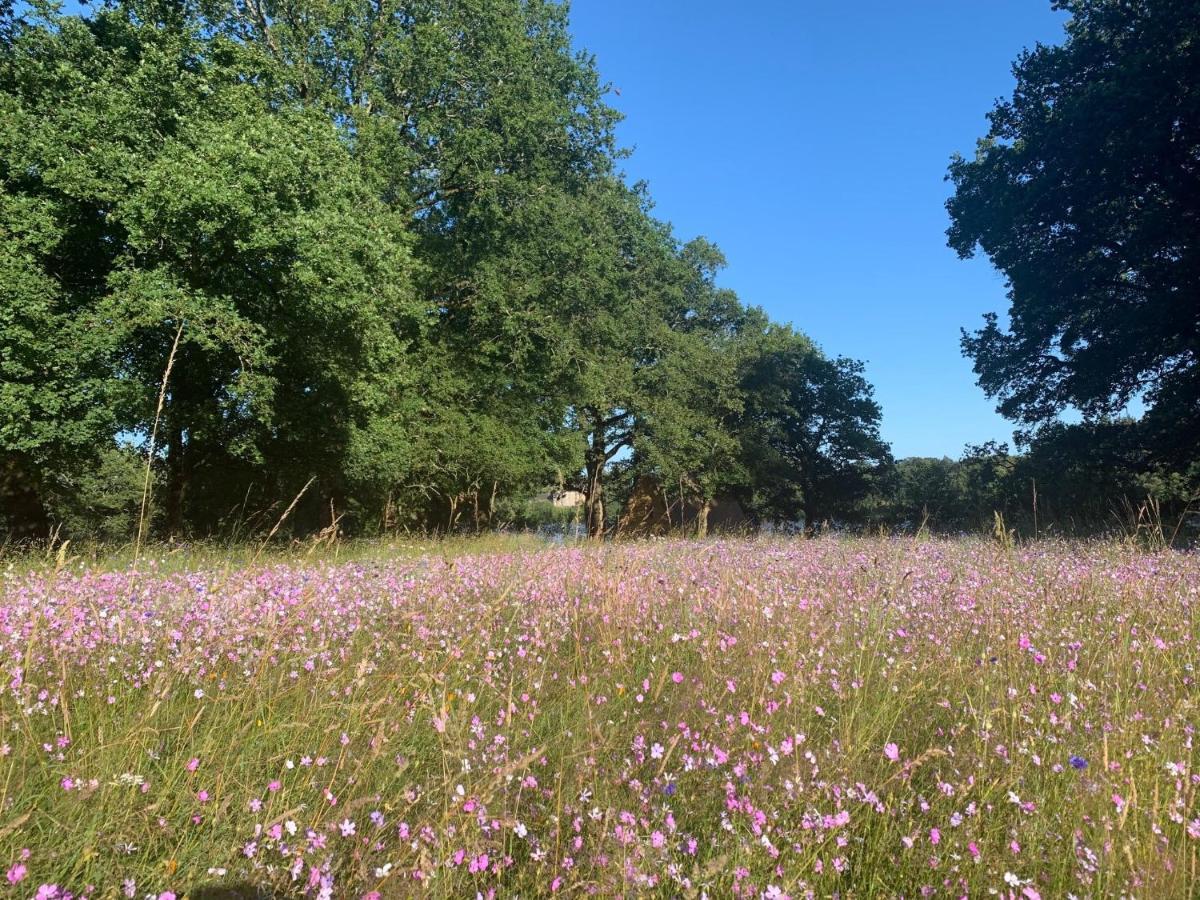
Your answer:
(1, 537), (1197, 897)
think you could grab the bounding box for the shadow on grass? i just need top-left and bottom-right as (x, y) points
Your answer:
(188, 885), (292, 900)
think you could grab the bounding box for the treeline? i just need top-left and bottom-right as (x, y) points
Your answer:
(882, 424), (1199, 538)
(4, 0), (1198, 544)
(0, 0), (892, 540)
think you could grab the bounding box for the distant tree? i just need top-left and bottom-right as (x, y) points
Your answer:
(634, 240), (757, 536)
(947, 0), (1200, 464)
(738, 327), (892, 528)
(890, 457), (966, 531)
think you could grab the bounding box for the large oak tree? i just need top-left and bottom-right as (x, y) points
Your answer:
(947, 0), (1200, 464)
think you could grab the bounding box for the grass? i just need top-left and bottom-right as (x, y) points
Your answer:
(1, 535), (1197, 898)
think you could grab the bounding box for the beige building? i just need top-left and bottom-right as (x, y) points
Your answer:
(547, 489), (586, 509)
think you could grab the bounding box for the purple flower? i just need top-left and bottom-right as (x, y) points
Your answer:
(1069, 755), (1087, 770)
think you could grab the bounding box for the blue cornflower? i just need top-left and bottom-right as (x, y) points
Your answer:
(1069, 755), (1087, 770)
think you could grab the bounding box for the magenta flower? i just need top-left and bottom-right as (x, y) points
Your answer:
(884, 742), (900, 762)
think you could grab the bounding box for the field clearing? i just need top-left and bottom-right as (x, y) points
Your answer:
(1, 537), (1198, 898)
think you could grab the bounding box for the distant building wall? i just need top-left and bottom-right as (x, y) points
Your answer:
(547, 489), (586, 509)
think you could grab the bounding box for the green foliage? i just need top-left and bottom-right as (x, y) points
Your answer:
(883, 425), (1198, 539)
(736, 325), (893, 528)
(947, 0), (1200, 467)
(42, 443), (148, 542)
(0, 0), (893, 541)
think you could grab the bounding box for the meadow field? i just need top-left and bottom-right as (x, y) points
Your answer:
(1, 536), (1197, 899)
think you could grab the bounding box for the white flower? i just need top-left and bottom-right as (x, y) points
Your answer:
(514, 822), (528, 838)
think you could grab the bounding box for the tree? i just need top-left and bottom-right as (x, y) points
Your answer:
(209, 0), (626, 530)
(738, 327), (892, 529)
(633, 240), (757, 536)
(2, 0), (899, 542)
(1, 5), (421, 535)
(947, 0), (1200, 463)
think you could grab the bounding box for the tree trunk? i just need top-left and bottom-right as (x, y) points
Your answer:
(696, 499), (712, 538)
(164, 423), (187, 538)
(584, 463), (604, 537)
(583, 409), (606, 539)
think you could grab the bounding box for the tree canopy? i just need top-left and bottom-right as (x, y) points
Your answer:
(0, 0), (889, 540)
(947, 0), (1200, 464)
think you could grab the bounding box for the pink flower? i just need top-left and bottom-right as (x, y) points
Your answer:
(197, 790), (209, 803)
(186, 758), (200, 772)
(158, 893), (177, 900)
(929, 828), (940, 845)
(968, 841), (980, 859)
(884, 742), (900, 762)
(268, 780), (281, 792)
(671, 672), (683, 684)
(6, 863), (26, 884)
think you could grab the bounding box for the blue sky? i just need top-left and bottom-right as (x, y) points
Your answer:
(569, 0), (1070, 459)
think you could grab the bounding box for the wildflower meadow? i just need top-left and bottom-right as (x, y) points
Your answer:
(2, 537), (1198, 898)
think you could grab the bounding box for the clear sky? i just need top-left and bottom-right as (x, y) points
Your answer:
(568, 0), (1070, 460)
